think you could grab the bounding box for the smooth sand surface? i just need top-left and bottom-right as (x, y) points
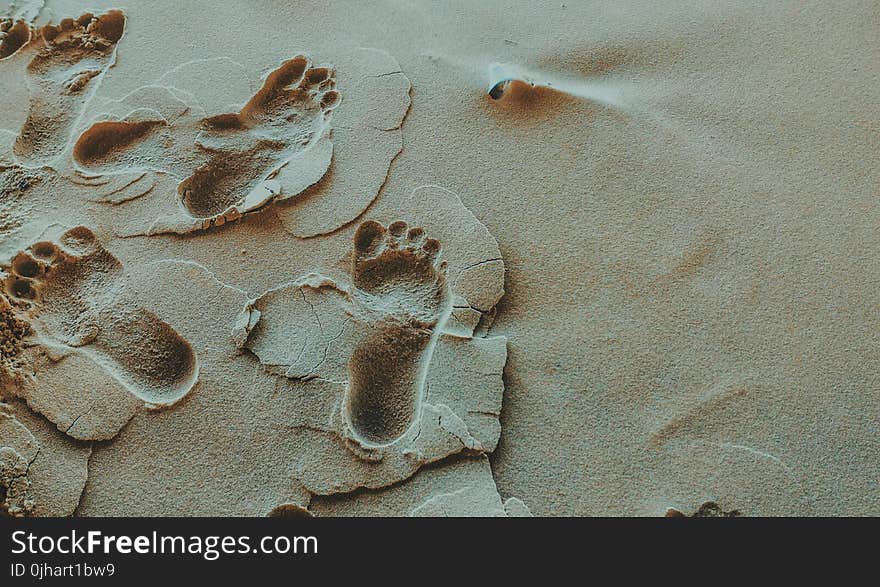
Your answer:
(1, 0), (877, 516)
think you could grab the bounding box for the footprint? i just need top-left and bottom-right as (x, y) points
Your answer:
(13, 11), (125, 168)
(234, 186), (508, 494)
(0, 18), (31, 60)
(71, 85), (194, 178)
(72, 117), (168, 172)
(179, 56), (339, 219)
(72, 55), (339, 230)
(3, 226), (197, 407)
(345, 220), (451, 446)
(238, 220), (451, 447)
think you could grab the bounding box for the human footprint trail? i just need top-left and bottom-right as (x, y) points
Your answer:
(50, 185), (507, 511)
(70, 47), (410, 239)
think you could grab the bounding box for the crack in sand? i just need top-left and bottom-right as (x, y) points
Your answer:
(65, 404), (95, 434)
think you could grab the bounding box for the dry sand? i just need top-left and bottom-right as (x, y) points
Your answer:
(0, 0), (877, 516)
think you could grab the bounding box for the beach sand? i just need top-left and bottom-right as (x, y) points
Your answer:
(0, 0), (877, 516)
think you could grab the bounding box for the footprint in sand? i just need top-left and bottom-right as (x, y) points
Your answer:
(345, 220), (451, 445)
(179, 57), (339, 219)
(3, 226), (197, 407)
(239, 219), (451, 447)
(0, 18), (31, 60)
(73, 55), (340, 229)
(13, 11), (125, 168)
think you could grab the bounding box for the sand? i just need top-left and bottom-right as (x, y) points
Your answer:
(0, 0), (877, 516)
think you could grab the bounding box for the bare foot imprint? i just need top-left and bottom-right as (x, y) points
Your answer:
(180, 56), (339, 218)
(345, 220), (450, 446)
(73, 55), (340, 224)
(13, 11), (125, 168)
(239, 220), (451, 447)
(0, 18), (31, 60)
(3, 227), (197, 406)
